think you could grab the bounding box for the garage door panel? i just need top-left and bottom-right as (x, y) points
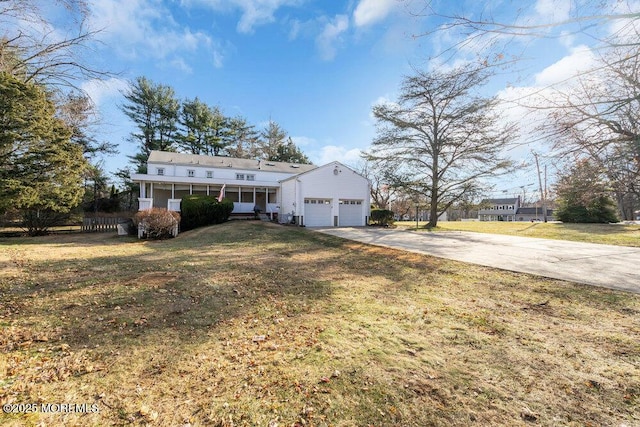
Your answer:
(339, 200), (363, 226)
(304, 199), (332, 227)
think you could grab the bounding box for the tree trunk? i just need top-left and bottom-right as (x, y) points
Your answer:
(428, 176), (439, 228)
(615, 192), (629, 220)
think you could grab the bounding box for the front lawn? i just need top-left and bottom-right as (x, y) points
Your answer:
(1, 222), (638, 426)
(396, 220), (640, 247)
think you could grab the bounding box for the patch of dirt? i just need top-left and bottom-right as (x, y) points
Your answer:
(135, 272), (179, 288)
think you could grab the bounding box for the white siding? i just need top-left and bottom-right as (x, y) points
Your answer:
(279, 179), (297, 224)
(286, 162), (370, 227)
(146, 161), (296, 184)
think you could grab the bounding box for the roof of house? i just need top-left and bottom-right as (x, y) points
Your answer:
(481, 198), (519, 204)
(279, 161), (368, 183)
(148, 150), (317, 174)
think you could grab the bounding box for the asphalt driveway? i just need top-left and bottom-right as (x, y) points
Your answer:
(313, 227), (640, 294)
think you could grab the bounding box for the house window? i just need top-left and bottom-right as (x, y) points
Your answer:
(241, 189), (254, 203)
(187, 169), (195, 177)
(157, 168), (164, 176)
(246, 174), (255, 181)
(226, 187), (239, 202)
(236, 173), (244, 180)
(206, 171), (213, 179)
(267, 190), (277, 204)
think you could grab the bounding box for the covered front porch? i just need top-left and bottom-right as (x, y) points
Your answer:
(137, 182), (279, 216)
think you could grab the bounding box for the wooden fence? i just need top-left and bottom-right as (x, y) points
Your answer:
(82, 216), (130, 233)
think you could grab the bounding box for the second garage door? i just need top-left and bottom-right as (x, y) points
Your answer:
(304, 199), (332, 226)
(339, 200), (364, 226)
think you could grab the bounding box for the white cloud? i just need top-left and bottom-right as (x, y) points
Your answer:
(289, 19), (302, 40)
(291, 136), (315, 146)
(89, 0), (224, 69)
(534, 0), (571, 24)
(184, 0), (302, 34)
(170, 58), (194, 74)
(316, 14), (349, 61)
(533, 45), (596, 87)
(313, 145), (363, 167)
(81, 77), (130, 106)
(353, 0), (397, 27)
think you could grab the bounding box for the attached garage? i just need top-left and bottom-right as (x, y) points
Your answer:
(280, 161), (370, 227)
(339, 199), (364, 226)
(303, 199), (332, 227)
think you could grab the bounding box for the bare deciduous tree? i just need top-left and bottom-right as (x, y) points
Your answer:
(409, 0), (640, 65)
(1, 0), (111, 92)
(366, 64), (516, 228)
(548, 44), (640, 219)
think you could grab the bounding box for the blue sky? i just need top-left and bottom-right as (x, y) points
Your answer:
(82, 0), (425, 172)
(13, 0), (638, 199)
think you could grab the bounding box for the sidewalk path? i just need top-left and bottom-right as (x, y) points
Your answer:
(313, 227), (640, 294)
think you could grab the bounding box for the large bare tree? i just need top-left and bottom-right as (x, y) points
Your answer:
(409, 1), (639, 65)
(548, 43), (640, 219)
(366, 64), (516, 228)
(0, 0), (110, 91)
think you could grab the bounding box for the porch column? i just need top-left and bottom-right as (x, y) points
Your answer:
(140, 182), (146, 198)
(190, 184), (193, 195)
(206, 185), (210, 196)
(171, 183), (175, 199)
(150, 182), (154, 198)
(266, 187), (271, 219)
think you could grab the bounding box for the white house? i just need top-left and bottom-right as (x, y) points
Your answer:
(280, 162), (371, 227)
(131, 151), (371, 227)
(478, 197), (520, 222)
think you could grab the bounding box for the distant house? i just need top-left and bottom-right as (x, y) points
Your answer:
(478, 197), (554, 221)
(478, 197), (520, 221)
(515, 207), (555, 222)
(131, 150), (371, 227)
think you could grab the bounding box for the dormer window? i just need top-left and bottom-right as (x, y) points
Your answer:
(187, 169), (195, 177)
(246, 174), (255, 181)
(236, 173), (244, 180)
(206, 171), (213, 179)
(157, 168), (164, 176)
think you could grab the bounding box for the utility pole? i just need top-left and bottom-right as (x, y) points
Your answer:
(533, 152), (547, 223)
(544, 164), (548, 220)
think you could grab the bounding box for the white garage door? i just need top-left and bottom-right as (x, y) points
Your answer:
(339, 200), (364, 226)
(304, 199), (332, 227)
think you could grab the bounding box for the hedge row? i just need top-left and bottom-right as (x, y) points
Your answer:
(180, 195), (234, 231)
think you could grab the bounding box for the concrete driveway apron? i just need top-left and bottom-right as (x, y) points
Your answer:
(313, 227), (640, 294)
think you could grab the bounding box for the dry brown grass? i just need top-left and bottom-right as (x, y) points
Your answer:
(396, 221), (640, 247)
(1, 222), (639, 426)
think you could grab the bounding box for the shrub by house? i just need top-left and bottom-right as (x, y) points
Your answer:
(180, 195), (234, 231)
